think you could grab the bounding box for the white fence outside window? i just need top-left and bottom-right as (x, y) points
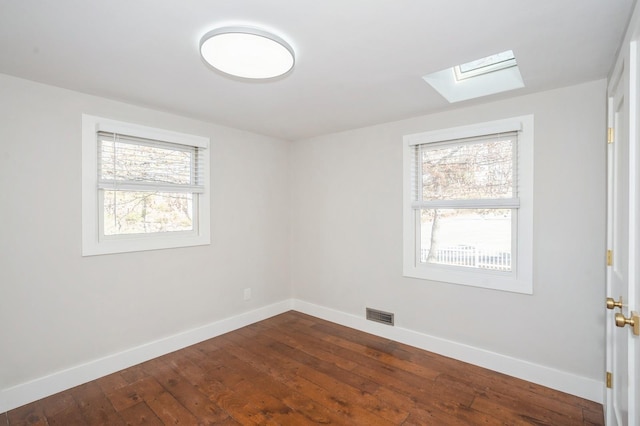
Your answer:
(421, 246), (511, 271)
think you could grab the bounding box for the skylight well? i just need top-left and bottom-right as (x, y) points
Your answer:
(423, 50), (524, 103)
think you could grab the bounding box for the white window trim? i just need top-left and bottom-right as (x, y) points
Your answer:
(82, 114), (211, 256)
(402, 115), (533, 294)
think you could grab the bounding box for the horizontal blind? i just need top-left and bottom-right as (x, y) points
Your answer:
(410, 143), (420, 203)
(406, 121), (521, 146)
(97, 131), (205, 193)
(412, 131), (519, 210)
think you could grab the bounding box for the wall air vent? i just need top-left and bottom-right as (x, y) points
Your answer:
(366, 308), (394, 326)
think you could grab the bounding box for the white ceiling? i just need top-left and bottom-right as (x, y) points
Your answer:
(0, 0), (635, 141)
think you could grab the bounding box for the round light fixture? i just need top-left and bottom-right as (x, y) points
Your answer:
(200, 27), (295, 80)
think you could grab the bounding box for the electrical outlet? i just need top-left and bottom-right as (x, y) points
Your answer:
(243, 288), (251, 301)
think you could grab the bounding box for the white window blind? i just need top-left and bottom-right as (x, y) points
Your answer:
(97, 131), (205, 194)
(410, 131), (519, 210)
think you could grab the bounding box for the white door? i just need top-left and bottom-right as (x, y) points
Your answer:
(605, 39), (640, 426)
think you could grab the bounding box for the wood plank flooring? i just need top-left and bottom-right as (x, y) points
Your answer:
(3, 310), (603, 425)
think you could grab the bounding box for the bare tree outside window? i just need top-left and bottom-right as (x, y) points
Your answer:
(103, 191), (193, 235)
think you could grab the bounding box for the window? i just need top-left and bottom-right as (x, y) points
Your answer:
(82, 115), (210, 255)
(403, 116), (533, 293)
(422, 50), (524, 103)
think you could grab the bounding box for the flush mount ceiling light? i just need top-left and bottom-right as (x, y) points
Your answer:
(423, 50), (524, 103)
(199, 27), (295, 80)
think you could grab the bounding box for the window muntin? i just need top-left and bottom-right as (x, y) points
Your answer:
(82, 115), (210, 256)
(403, 116), (533, 294)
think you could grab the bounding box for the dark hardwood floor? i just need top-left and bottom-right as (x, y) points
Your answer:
(4, 310), (603, 425)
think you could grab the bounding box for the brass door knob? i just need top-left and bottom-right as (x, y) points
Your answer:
(615, 312), (640, 336)
(606, 297), (623, 310)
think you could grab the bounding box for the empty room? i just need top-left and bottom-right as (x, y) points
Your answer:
(1, 1), (639, 425)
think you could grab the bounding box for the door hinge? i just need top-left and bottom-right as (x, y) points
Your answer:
(606, 371), (612, 388)
(608, 127), (614, 144)
(607, 250), (613, 266)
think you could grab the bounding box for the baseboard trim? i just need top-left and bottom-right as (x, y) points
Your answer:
(291, 299), (604, 403)
(0, 300), (293, 413)
(1, 298), (603, 413)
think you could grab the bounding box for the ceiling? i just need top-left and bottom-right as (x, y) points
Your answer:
(0, 1), (635, 141)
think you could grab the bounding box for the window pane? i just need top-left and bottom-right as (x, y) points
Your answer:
(421, 137), (513, 201)
(420, 208), (512, 271)
(103, 191), (193, 235)
(100, 139), (194, 185)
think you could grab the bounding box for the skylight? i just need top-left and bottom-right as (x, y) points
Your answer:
(454, 50), (517, 81)
(422, 50), (524, 103)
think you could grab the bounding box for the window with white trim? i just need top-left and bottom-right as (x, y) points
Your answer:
(403, 116), (533, 293)
(82, 115), (210, 256)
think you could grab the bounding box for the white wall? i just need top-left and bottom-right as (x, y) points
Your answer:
(290, 80), (607, 384)
(0, 73), (608, 409)
(0, 74), (291, 391)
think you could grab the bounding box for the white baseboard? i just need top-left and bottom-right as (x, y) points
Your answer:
(1, 298), (603, 414)
(291, 299), (604, 404)
(0, 300), (293, 413)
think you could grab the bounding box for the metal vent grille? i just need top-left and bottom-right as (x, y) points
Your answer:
(366, 308), (394, 326)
